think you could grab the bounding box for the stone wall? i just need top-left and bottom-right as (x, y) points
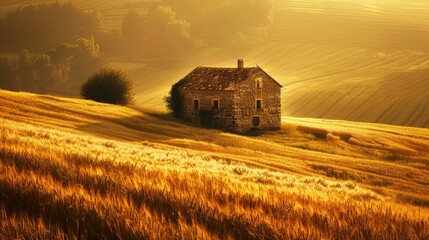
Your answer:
(180, 89), (237, 131)
(179, 71), (281, 132)
(234, 72), (281, 132)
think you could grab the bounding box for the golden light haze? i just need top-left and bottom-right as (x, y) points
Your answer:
(1, 0), (429, 127)
(1, 1), (429, 238)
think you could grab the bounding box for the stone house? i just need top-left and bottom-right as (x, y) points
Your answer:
(177, 59), (282, 132)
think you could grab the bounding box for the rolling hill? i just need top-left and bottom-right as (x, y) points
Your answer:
(1, 90), (428, 239)
(1, 0), (428, 238)
(1, 0), (429, 128)
(126, 0), (429, 128)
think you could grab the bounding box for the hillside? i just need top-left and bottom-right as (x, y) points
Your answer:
(91, 0), (429, 128)
(1, 0), (429, 128)
(1, 90), (428, 239)
(264, 0), (429, 127)
(128, 0), (429, 128)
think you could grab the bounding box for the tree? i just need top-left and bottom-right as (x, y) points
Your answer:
(0, 2), (103, 51)
(121, 6), (194, 58)
(145, 5), (191, 57)
(122, 10), (145, 48)
(33, 54), (54, 92)
(0, 56), (19, 91)
(81, 67), (134, 105)
(164, 78), (186, 117)
(17, 50), (56, 93)
(47, 36), (104, 83)
(69, 36), (103, 80)
(18, 50), (37, 91)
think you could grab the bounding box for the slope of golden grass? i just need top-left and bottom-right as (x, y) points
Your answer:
(1, 90), (429, 239)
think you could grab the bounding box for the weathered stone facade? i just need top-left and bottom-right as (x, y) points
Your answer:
(178, 60), (282, 132)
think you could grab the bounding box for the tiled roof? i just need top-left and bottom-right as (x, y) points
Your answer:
(180, 67), (262, 91)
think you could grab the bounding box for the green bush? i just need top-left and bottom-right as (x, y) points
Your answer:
(81, 67), (134, 105)
(164, 78), (185, 117)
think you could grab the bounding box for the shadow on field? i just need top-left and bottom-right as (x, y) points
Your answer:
(76, 107), (279, 145)
(77, 113), (199, 142)
(75, 109), (239, 145)
(75, 109), (291, 161)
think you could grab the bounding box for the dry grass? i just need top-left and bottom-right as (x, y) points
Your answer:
(1, 90), (429, 239)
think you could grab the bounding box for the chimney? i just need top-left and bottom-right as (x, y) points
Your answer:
(237, 59), (244, 69)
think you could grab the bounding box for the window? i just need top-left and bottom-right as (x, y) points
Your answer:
(256, 79), (263, 88)
(256, 99), (262, 110)
(212, 99), (219, 110)
(193, 99), (199, 110)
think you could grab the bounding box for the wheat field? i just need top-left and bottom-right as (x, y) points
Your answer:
(1, 0), (429, 237)
(1, 90), (428, 239)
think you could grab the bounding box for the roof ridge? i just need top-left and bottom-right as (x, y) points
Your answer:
(196, 66), (258, 69)
(181, 66), (274, 91)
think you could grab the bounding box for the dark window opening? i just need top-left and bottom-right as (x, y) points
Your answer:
(252, 116), (260, 127)
(256, 80), (262, 88)
(256, 99), (262, 110)
(194, 99), (199, 110)
(213, 100), (219, 110)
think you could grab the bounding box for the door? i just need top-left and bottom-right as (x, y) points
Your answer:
(252, 116), (260, 127)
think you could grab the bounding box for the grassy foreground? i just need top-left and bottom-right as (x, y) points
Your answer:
(0, 90), (428, 239)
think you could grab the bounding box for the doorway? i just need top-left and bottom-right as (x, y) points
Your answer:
(252, 116), (260, 127)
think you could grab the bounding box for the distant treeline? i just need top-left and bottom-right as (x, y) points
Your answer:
(0, 37), (103, 93)
(0, 0), (273, 58)
(122, 6), (193, 58)
(0, 2), (102, 51)
(121, 0), (274, 57)
(0, 2), (105, 94)
(0, 0), (274, 94)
